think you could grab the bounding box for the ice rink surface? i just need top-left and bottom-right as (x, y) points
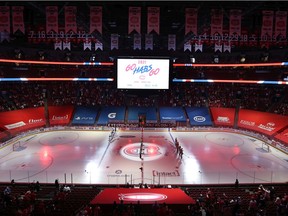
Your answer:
(0, 129), (287, 185)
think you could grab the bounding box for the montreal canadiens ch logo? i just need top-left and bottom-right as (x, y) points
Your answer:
(120, 143), (164, 161)
(119, 193), (167, 202)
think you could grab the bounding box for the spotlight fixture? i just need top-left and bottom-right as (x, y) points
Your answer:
(90, 53), (96, 62)
(240, 54), (246, 63)
(38, 51), (45, 61)
(14, 49), (23, 59)
(65, 52), (71, 62)
(213, 55), (219, 64)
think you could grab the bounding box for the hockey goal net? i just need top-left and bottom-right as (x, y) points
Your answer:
(12, 141), (25, 151)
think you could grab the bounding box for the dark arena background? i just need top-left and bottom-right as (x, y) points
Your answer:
(0, 1), (288, 216)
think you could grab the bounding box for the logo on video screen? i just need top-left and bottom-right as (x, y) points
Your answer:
(120, 143), (164, 161)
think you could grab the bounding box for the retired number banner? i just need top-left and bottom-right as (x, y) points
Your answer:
(12, 6), (25, 34)
(46, 6), (58, 34)
(147, 7), (159, 34)
(0, 6), (10, 33)
(185, 8), (198, 35)
(128, 7), (141, 34)
(90, 6), (102, 34)
(65, 6), (77, 34)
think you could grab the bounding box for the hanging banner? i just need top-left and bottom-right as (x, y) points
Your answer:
(54, 38), (62, 50)
(210, 9), (223, 38)
(168, 34), (176, 51)
(0, 6), (10, 33)
(229, 9), (241, 37)
(223, 41), (231, 53)
(128, 7), (141, 34)
(63, 38), (71, 50)
(184, 41), (191, 52)
(210, 107), (235, 127)
(275, 11), (287, 39)
(95, 40), (103, 50)
(194, 39), (203, 52)
(65, 6), (77, 34)
(185, 8), (198, 35)
(46, 6), (58, 34)
(133, 34), (141, 50)
(83, 38), (91, 50)
(90, 6), (102, 34)
(214, 41), (222, 52)
(111, 34), (119, 50)
(145, 34), (153, 50)
(147, 7), (160, 34)
(12, 6), (25, 34)
(261, 10), (274, 40)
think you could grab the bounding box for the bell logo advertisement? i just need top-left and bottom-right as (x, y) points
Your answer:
(48, 105), (74, 126)
(210, 107), (235, 126)
(117, 58), (170, 90)
(186, 107), (212, 126)
(238, 109), (288, 135)
(159, 107), (186, 123)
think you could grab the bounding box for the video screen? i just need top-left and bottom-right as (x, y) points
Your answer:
(117, 58), (170, 89)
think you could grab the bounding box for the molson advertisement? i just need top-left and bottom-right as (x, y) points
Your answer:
(237, 109), (288, 136)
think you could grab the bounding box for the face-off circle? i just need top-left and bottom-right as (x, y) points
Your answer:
(120, 143), (165, 161)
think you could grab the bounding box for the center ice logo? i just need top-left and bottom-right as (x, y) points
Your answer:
(120, 143), (164, 161)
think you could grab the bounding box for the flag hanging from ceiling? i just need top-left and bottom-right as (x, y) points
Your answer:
(184, 41), (191, 52)
(185, 8), (198, 35)
(147, 7), (160, 34)
(229, 9), (241, 38)
(195, 40), (203, 52)
(95, 40), (103, 50)
(261, 10), (274, 39)
(12, 6), (25, 34)
(90, 6), (102, 34)
(46, 6), (58, 34)
(65, 6), (77, 34)
(111, 34), (119, 50)
(0, 6), (10, 33)
(145, 34), (153, 50)
(210, 9), (223, 37)
(128, 7), (141, 34)
(168, 34), (176, 51)
(274, 11), (287, 39)
(134, 34), (141, 50)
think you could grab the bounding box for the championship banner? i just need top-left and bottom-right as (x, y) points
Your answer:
(12, 6), (25, 34)
(111, 34), (119, 50)
(184, 41), (191, 52)
(90, 6), (102, 34)
(65, 6), (77, 34)
(168, 34), (176, 51)
(83, 38), (91, 50)
(261, 10), (274, 39)
(210, 9), (223, 37)
(194, 39), (203, 52)
(95, 40), (103, 50)
(0, 6), (10, 33)
(46, 6), (58, 34)
(147, 7), (160, 34)
(210, 107), (235, 127)
(145, 34), (153, 50)
(238, 109), (288, 136)
(229, 9), (241, 37)
(128, 7), (141, 34)
(275, 11), (287, 38)
(133, 34), (141, 50)
(185, 8), (198, 35)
